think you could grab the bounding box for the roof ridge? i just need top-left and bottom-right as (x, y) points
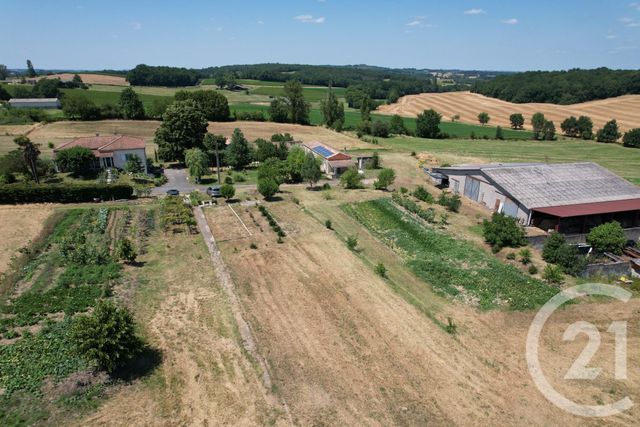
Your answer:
(97, 135), (124, 151)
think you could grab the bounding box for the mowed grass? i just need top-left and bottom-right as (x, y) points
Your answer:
(381, 135), (640, 181)
(250, 86), (347, 102)
(343, 198), (558, 310)
(60, 88), (171, 110)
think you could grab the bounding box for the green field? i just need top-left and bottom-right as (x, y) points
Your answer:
(60, 88), (171, 110)
(379, 135), (640, 181)
(343, 198), (557, 310)
(250, 86), (347, 102)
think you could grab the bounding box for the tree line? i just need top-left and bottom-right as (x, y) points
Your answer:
(472, 68), (640, 104)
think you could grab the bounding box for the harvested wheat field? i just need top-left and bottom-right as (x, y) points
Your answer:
(0, 205), (54, 273)
(40, 73), (128, 86)
(378, 91), (640, 133)
(203, 192), (640, 426)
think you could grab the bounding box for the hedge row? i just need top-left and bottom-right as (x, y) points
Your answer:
(0, 184), (134, 204)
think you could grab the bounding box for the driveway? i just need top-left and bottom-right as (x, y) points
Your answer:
(152, 168), (208, 195)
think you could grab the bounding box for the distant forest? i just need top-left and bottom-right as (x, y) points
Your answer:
(472, 68), (640, 104)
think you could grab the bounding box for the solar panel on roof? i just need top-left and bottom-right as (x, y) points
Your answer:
(312, 146), (334, 158)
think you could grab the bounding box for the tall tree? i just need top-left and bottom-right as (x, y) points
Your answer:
(301, 152), (322, 188)
(225, 128), (252, 170)
(269, 98), (289, 123)
(184, 148), (209, 182)
(203, 133), (226, 183)
(576, 115), (594, 140)
(61, 92), (101, 120)
(477, 112), (490, 125)
(320, 89), (344, 130)
(531, 112), (546, 139)
(389, 115), (408, 135)
(416, 109), (442, 138)
(0, 85), (10, 101)
(596, 119), (621, 143)
(622, 128), (640, 148)
(26, 59), (36, 78)
(14, 135), (41, 183)
(542, 120), (556, 141)
(360, 94), (374, 121)
(119, 87), (145, 120)
(0, 64), (9, 80)
(154, 100), (208, 161)
(283, 80), (310, 125)
(509, 113), (524, 130)
(561, 116), (579, 137)
(175, 90), (229, 121)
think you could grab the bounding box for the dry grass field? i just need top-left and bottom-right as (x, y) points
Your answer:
(0, 205), (54, 273)
(378, 91), (640, 133)
(40, 73), (128, 86)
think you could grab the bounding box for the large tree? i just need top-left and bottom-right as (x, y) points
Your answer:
(175, 90), (230, 121)
(32, 78), (60, 98)
(154, 100), (208, 161)
(285, 146), (306, 183)
(119, 87), (145, 120)
(225, 128), (252, 170)
(416, 109), (442, 138)
(389, 115), (408, 135)
(623, 128), (640, 148)
(509, 113), (524, 130)
(596, 119), (621, 143)
(0, 85), (10, 101)
(55, 146), (96, 176)
(61, 92), (101, 120)
(283, 80), (310, 125)
(14, 135), (41, 183)
(301, 152), (322, 188)
(0, 64), (9, 80)
(184, 148), (209, 182)
(477, 112), (490, 125)
(254, 138), (278, 162)
(26, 59), (36, 78)
(561, 116), (579, 137)
(320, 89), (345, 130)
(531, 112), (546, 139)
(269, 98), (289, 123)
(542, 120), (556, 141)
(576, 115), (594, 140)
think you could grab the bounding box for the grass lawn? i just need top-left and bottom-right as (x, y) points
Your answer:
(343, 198), (558, 310)
(380, 135), (640, 182)
(199, 166), (260, 186)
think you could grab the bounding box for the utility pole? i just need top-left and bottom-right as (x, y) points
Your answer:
(215, 142), (221, 184)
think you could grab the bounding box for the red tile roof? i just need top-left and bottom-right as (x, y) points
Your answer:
(327, 152), (352, 161)
(54, 135), (145, 153)
(533, 199), (640, 218)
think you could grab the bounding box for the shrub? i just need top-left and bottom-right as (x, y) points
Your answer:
(115, 238), (137, 263)
(543, 264), (564, 284)
(413, 186), (434, 203)
(224, 176), (233, 184)
(482, 213), (527, 251)
(325, 219), (332, 229)
(220, 183), (235, 200)
(374, 262), (386, 277)
(71, 301), (143, 373)
(322, 182), (331, 191)
(519, 248), (532, 265)
(506, 252), (516, 260)
(0, 183), (134, 204)
(437, 192), (461, 212)
(542, 231), (566, 263)
(257, 178), (279, 199)
(340, 168), (364, 189)
(444, 317), (457, 335)
(54, 146), (96, 176)
(554, 244), (587, 276)
(374, 168), (396, 190)
(622, 128), (640, 148)
(586, 222), (626, 254)
(528, 264), (538, 275)
(250, 242), (257, 249)
(346, 235), (358, 250)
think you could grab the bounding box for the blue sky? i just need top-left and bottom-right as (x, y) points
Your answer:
(3, 0), (639, 71)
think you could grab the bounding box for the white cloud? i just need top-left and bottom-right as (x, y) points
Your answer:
(620, 16), (640, 26)
(257, 20), (264, 25)
(630, 3), (640, 11)
(620, 17), (634, 23)
(406, 20), (422, 26)
(606, 34), (617, 39)
(216, 26), (223, 31)
(131, 21), (142, 30)
(501, 18), (518, 25)
(464, 8), (485, 15)
(294, 14), (325, 24)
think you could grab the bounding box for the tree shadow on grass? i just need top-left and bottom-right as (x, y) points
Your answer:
(265, 196), (284, 202)
(111, 345), (162, 383)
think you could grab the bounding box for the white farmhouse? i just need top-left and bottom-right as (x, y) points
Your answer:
(54, 135), (148, 173)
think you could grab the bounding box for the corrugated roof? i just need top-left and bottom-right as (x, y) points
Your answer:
(8, 98), (59, 103)
(533, 199), (640, 217)
(481, 162), (640, 209)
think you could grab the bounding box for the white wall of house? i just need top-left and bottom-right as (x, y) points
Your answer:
(111, 148), (148, 173)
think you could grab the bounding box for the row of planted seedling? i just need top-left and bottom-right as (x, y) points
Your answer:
(258, 205), (286, 242)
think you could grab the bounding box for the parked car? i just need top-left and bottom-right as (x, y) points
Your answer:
(166, 189), (180, 196)
(206, 186), (221, 197)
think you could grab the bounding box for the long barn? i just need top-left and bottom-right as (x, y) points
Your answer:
(432, 162), (640, 234)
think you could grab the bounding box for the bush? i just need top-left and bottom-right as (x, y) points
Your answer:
(528, 264), (538, 275)
(622, 128), (640, 148)
(542, 264), (564, 284)
(374, 262), (386, 277)
(482, 213), (527, 251)
(374, 168), (396, 190)
(220, 183), (235, 200)
(519, 248), (532, 265)
(542, 231), (566, 263)
(340, 168), (364, 189)
(325, 219), (332, 229)
(587, 221), (626, 254)
(437, 191), (461, 213)
(115, 238), (137, 263)
(55, 146), (97, 176)
(257, 178), (279, 199)
(71, 300), (143, 373)
(224, 176), (233, 184)
(0, 183), (134, 204)
(506, 252), (516, 260)
(413, 186), (434, 203)
(346, 235), (358, 250)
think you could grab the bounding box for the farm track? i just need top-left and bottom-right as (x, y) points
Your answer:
(378, 91), (640, 133)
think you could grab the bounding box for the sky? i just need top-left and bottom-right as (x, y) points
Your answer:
(2, 0), (640, 71)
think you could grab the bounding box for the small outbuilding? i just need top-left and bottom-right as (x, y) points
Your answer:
(302, 141), (355, 179)
(8, 98), (61, 109)
(431, 162), (640, 234)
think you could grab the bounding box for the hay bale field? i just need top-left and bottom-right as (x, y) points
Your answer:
(0, 205), (54, 273)
(378, 91), (640, 133)
(40, 73), (128, 86)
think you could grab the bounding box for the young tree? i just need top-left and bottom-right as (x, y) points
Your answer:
(531, 112), (546, 139)
(283, 80), (310, 124)
(116, 238), (137, 263)
(416, 109), (442, 138)
(269, 98), (289, 123)
(26, 59), (36, 78)
(596, 119), (622, 143)
(124, 154), (144, 173)
(119, 87), (146, 120)
(71, 301), (142, 373)
(542, 120), (556, 140)
(175, 90), (230, 121)
(301, 152), (322, 188)
(587, 221), (626, 254)
(184, 148), (209, 181)
(225, 128), (252, 170)
(55, 146), (96, 176)
(285, 146), (306, 183)
(14, 135), (41, 183)
(258, 157), (287, 184)
(477, 112), (490, 125)
(509, 113), (525, 130)
(0, 64), (8, 80)
(254, 138), (278, 162)
(257, 177), (279, 199)
(623, 128), (640, 148)
(389, 115), (408, 135)
(154, 100), (208, 161)
(220, 183), (235, 200)
(320, 89), (345, 130)
(340, 168), (364, 189)
(374, 168), (396, 190)
(576, 115), (593, 140)
(495, 126), (504, 140)
(482, 213), (527, 252)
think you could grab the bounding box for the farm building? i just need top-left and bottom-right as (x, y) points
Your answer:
(302, 141), (355, 179)
(54, 135), (147, 173)
(8, 98), (60, 109)
(431, 162), (640, 234)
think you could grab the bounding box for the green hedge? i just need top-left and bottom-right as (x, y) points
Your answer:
(0, 184), (134, 204)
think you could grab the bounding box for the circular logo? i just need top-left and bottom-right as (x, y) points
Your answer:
(526, 283), (633, 417)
